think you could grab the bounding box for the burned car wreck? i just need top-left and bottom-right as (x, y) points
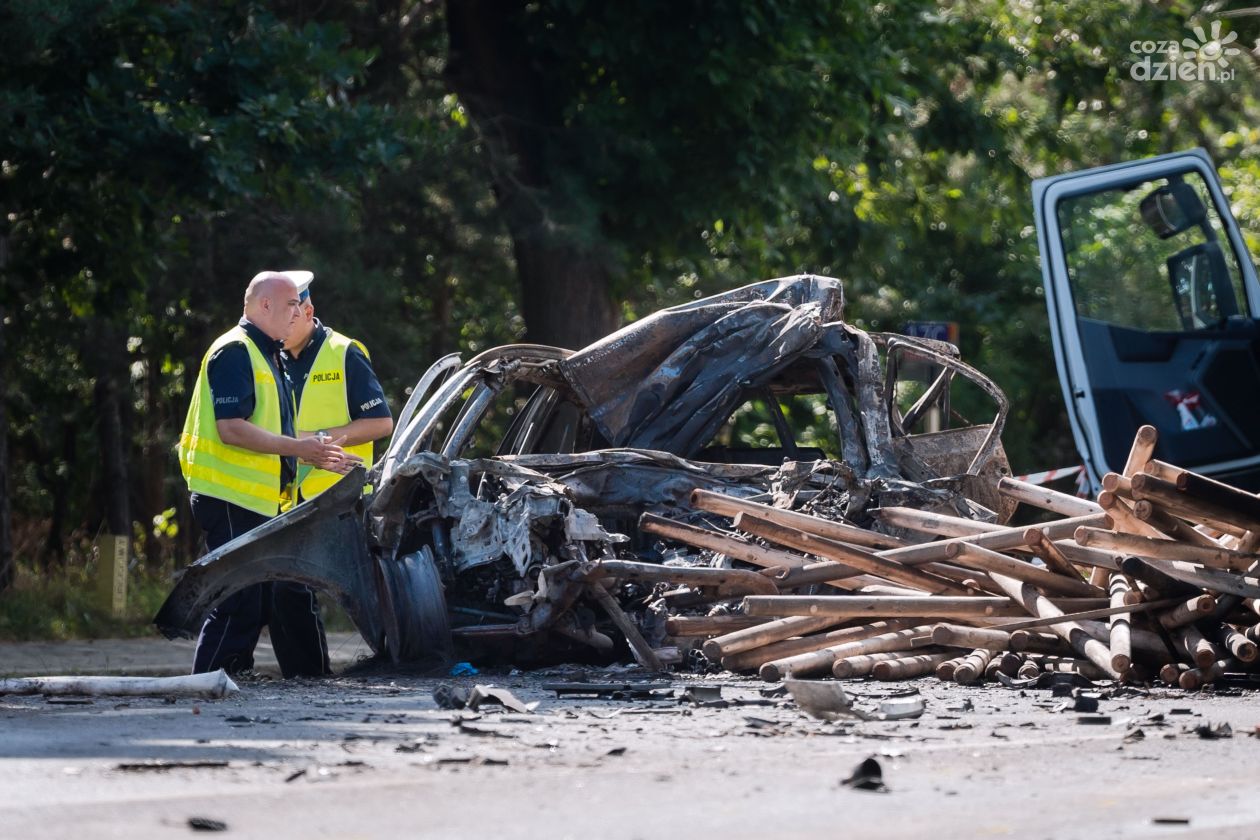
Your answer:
(155, 276), (1013, 668)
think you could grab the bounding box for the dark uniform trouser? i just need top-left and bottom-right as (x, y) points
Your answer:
(190, 494), (331, 677)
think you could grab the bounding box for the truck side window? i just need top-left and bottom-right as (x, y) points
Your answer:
(1057, 172), (1247, 332)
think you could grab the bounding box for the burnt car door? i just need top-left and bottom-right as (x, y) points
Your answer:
(1033, 149), (1260, 491)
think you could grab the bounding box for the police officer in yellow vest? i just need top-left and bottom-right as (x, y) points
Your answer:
(283, 273), (393, 499)
(178, 271), (359, 677)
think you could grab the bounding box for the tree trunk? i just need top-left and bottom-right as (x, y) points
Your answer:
(93, 333), (131, 538)
(445, 0), (619, 349)
(41, 420), (75, 570)
(0, 302), (12, 591)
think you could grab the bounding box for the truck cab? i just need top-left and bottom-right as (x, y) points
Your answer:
(1033, 149), (1260, 491)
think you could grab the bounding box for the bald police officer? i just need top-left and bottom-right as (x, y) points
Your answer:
(178, 271), (360, 677)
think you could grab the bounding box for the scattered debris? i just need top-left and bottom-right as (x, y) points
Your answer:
(542, 682), (673, 700)
(785, 679), (869, 721)
(467, 685), (537, 714)
(680, 685), (724, 705)
(877, 695), (926, 721)
(449, 663), (478, 677)
(841, 757), (888, 792)
(1194, 722), (1233, 739)
(187, 817), (228, 832)
(116, 761), (230, 773)
(432, 683), (469, 710)
(1151, 817), (1191, 826)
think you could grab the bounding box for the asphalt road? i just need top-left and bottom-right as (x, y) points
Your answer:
(3, 653), (1260, 839)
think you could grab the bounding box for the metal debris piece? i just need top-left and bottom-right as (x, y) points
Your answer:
(467, 685), (537, 714)
(116, 761), (230, 773)
(680, 685), (724, 705)
(433, 683), (470, 710)
(1073, 693), (1101, 713)
(1194, 722), (1233, 739)
(187, 817), (228, 832)
(877, 695), (926, 721)
(542, 682), (673, 700)
(785, 679), (871, 721)
(841, 757), (888, 792)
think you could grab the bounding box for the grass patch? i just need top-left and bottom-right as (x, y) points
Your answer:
(0, 560), (173, 642)
(0, 559), (359, 642)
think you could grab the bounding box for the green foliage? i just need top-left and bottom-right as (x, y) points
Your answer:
(3, 0), (1260, 629)
(0, 559), (172, 641)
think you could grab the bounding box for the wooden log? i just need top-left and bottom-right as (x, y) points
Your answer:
(1096, 491), (1168, 540)
(701, 614), (841, 660)
(952, 648), (993, 684)
(638, 513), (815, 572)
(989, 651), (1023, 678)
(874, 506), (1005, 538)
(988, 572), (1119, 678)
(1173, 624), (1222, 669)
(1123, 425), (1159, 477)
(875, 513), (1111, 567)
(1156, 594), (1217, 630)
(1074, 527), (1257, 572)
(1159, 662), (1187, 685)
(873, 652), (955, 681)
(1016, 658), (1040, 679)
(945, 541), (1105, 598)
(1024, 528), (1085, 580)
(1130, 473), (1255, 536)
(997, 476), (1103, 517)
(1051, 539), (1123, 573)
(720, 620), (915, 672)
(742, 595), (1023, 620)
(1141, 558), (1260, 600)
(1143, 459), (1185, 484)
(929, 623), (1014, 651)
(1176, 471), (1260, 532)
(688, 489), (910, 549)
(832, 649), (928, 679)
(1118, 556), (1201, 600)
(758, 625), (930, 681)
(588, 584), (665, 672)
(1077, 619), (1174, 662)
(935, 655), (964, 681)
(1008, 630), (1073, 655)
(665, 615), (770, 637)
(1023, 655), (1109, 681)
(1131, 499), (1224, 548)
(1219, 625), (1258, 663)
(1101, 472), (1133, 498)
(733, 513), (971, 595)
(1179, 658), (1233, 690)
(1108, 573), (1133, 675)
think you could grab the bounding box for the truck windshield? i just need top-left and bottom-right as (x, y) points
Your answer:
(1056, 171), (1248, 332)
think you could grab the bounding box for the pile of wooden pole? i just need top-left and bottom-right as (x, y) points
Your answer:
(648, 425), (1260, 689)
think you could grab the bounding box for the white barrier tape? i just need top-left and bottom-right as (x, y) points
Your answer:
(1012, 465), (1085, 486)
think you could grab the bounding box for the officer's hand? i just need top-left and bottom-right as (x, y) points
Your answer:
(314, 436), (365, 474)
(296, 434), (347, 466)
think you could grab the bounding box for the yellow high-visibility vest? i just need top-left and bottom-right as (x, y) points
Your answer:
(178, 326), (287, 517)
(294, 330), (375, 498)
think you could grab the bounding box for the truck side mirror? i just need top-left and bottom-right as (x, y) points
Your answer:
(1140, 181), (1207, 239)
